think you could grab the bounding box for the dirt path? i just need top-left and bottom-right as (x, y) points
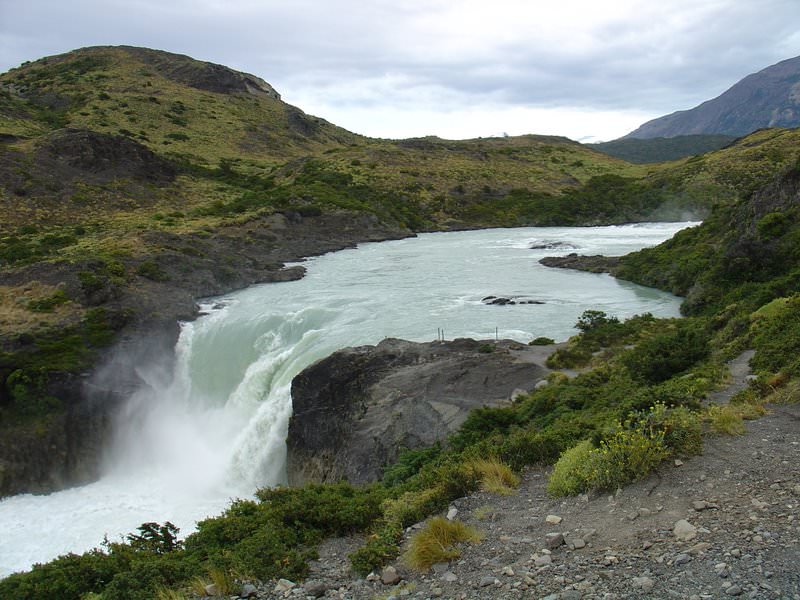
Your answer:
(706, 351), (756, 406)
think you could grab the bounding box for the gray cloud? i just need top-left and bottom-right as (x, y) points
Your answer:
(2, 0), (799, 139)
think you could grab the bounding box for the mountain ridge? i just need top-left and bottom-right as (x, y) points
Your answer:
(624, 55), (800, 139)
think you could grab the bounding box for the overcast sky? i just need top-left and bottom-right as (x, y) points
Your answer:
(1, 0), (799, 142)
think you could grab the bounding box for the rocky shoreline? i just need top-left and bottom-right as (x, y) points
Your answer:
(538, 254), (621, 274)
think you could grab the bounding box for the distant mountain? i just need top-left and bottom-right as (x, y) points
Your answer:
(588, 134), (736, 163)
(625, 55), (800, 139)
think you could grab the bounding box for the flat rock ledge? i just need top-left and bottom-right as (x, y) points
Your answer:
(539, 253), (621, 274)
(287, 337), (550, 486)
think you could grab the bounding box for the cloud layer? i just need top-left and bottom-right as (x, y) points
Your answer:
(2, 0), (799, 140)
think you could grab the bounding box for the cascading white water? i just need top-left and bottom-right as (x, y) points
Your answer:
(0, 223), (696, 576)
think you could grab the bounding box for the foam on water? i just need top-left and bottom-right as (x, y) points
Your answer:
(0, 223), (697, 577)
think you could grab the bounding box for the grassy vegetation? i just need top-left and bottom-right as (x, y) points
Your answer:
(402, 517), (482, 571)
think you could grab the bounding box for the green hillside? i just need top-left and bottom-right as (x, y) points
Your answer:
(588, 134), (735, 163)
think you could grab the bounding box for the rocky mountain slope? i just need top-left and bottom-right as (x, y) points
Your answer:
(624, 55), (800, 139)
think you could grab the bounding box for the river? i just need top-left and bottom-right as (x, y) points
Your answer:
(0, 222), (695, 576)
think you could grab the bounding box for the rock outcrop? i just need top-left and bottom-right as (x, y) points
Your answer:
(539, 253), (621, 274)
(287, 337), (549, 485)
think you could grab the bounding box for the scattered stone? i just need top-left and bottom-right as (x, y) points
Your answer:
(366, 572), (381, 582)
(442, 572), (458, 583)
(674, 519), (698, 541)
(545, 532), (565, 549)
(571, 538), (586, 549)
(431, 562), (450, 574)
(239, 583), (258, 598)
(479, 575), (498, 587)
(687, 542), (712, 555)
(545, 514), (563, 525)
(751, 498), (769, 510)
(274, 578), (296, 593)
(501, 566), (514, 576)
(204, 583), (219, 596)
(381, 566), (402, 585)
(674, 553), (692, 566)
(534, 554), (553, 567)
(675, 459), (684, 467)
(446, 506), (458, 520)
(302, 580), (327, 598)
(638, 507), (652, 517)
(724, 584), (743, 596)
(632, 576), (656, 592)
(431, 587), (443, 597)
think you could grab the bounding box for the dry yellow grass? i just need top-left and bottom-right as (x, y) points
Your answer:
(466, 458), (520, 495)
(0, 282), (82, 336)
(403, 517), (482, 571)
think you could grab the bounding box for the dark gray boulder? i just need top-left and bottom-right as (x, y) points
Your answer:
(287, 337), (549, 485)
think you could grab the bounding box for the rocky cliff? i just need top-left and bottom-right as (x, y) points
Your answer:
(287, 338), (551, 485)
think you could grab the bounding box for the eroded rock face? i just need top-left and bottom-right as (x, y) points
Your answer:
(287, 338), (549, 485)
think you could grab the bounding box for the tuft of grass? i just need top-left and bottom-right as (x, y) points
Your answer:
(466, 458), (520, 495)
(207, 567), (235, 596)
(765, 379), (800, 404)
(705, 405), (746, 435)
(155, 588), (189, 600)
(403, 517), (482, 571)
(189, 577), (209, 597)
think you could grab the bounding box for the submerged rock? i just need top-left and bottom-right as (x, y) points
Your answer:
(287, 337), (549, 485)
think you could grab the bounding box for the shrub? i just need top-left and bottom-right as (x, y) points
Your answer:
(382, 445), (442, 487)
(349, 524), (403, 575)
(545, 345), (592, 369)
(529, 336), (555, 345)
(635, 403), (703, 457)
(27, 289), (70, 312)
(403, 517), (482, 571)
(621, 325), (710, 384)
(547, 440), (597, 497)
(136, 260), (169, 282)
(547, 419), (669, 497)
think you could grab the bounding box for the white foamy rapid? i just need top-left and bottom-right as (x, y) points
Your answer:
(0, 223), (696, 576)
